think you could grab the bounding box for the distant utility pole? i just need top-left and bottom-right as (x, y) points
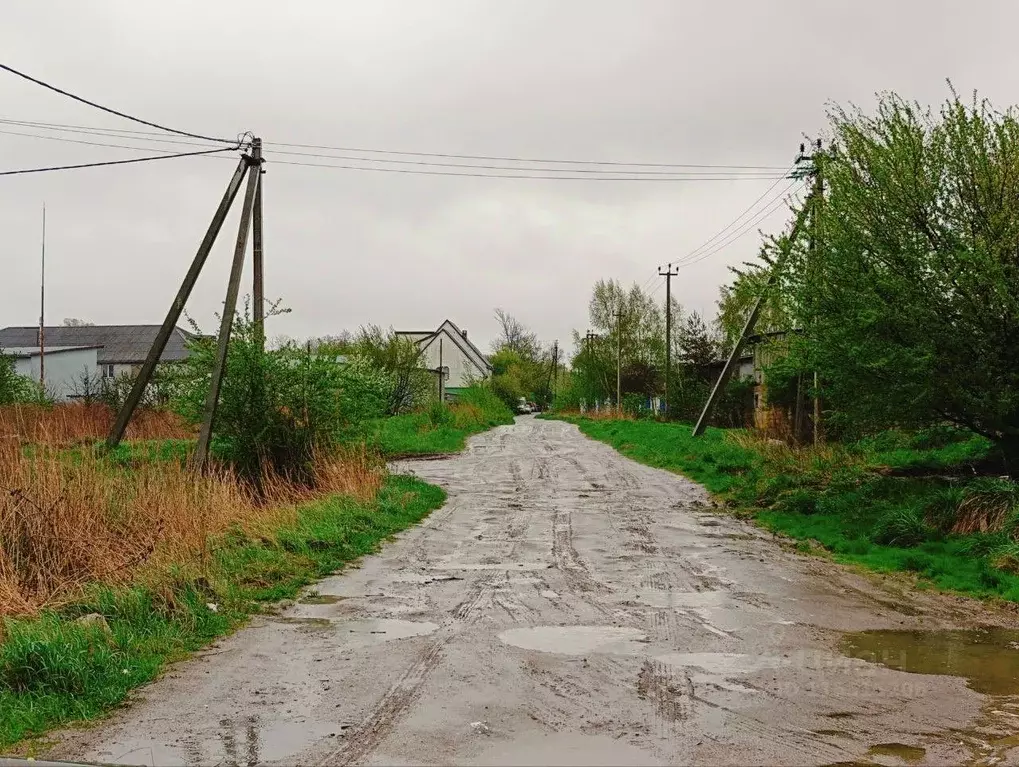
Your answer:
(38, 203), (46, 391)
(438, 337), (445, 402)
(659, 262), (679, 418)
(547, 339), (559, 405)
(615, 306), (623, 414)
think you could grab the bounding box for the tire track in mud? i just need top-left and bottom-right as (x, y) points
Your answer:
(637, 659), (693, 734)
(317, 573), (496, 766)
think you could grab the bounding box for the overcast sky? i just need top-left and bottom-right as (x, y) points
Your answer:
(0, 1), (1012, 353)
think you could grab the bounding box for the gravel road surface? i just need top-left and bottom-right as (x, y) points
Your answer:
(47, 416), (1018, 765)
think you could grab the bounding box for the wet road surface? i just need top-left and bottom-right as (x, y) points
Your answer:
(48, 417), (1019, 765)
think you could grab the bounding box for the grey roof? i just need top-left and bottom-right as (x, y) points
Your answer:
(0, 325), (195, 364)
(2, 345), (101, 359)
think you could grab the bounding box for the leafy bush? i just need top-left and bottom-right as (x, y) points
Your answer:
(170, 306), (381, 486)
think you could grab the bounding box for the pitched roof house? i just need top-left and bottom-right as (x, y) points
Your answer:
(396, 319), (492, 389)
(0, 324), (196, 380)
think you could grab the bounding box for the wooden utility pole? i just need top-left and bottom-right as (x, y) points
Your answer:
(615, 306), (623, 414)
(38, 203), (46, 392)
(438, 337), (445, 402)
(659, 263), (679, 418)
(692, 202), (811, 436)
(107, 153), (251, 448)
(808, 138), (824, 445)
(195, 150), (262, 468)
(251, 138), (265, 348)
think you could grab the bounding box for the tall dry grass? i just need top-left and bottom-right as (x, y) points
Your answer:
(0, 440), (384, 615)
(0, 403), (194, 447)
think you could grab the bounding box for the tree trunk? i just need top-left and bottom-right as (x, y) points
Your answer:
(998, 433), (1019, 479)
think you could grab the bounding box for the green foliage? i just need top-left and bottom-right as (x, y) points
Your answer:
(777, 90), (1019, 472)
(349, 385), (514, 457)
(872, 507), (930, 548)
(0, 476), (446, 748)
(171, 305), (380, 485)
(0, 353), (50, 405)
(321, 325), (433, 415)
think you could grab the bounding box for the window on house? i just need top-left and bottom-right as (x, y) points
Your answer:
(101, 364), (116, 379)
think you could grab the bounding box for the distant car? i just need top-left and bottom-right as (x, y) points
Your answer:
(516, 398), (533, 414)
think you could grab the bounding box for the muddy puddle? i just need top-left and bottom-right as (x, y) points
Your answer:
(299, 593), (345, 604)
(498, 625), (648, 655)
(840, 627), (1019, 764)
(839, 627), (1019, 696)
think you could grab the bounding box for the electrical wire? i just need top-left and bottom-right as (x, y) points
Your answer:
(0, 126), (225, 155)
(0, 117), (787, 171)
(267, 157), (788, 181)
(0, 64), (238, 145)
(0, 146), (241, 176)
(675, 180), (805, 267)
(675, 168), (797, 263)
(264, 139), (789, 170)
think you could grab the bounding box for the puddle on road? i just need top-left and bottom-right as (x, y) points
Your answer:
(472, 732), (659, 766)
(498, 625), (648, 655)
(655, 652), (788, 675)
(841, 627), (1019, 765)
(620, 589), (732, 609)
(299, 594), (345, 604)
(839, 627), (1019, 696)
(270, 616), (439, 646)
(866, 742), (926, 763)
(433, 562), (550, 571)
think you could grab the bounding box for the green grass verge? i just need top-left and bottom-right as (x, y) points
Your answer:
(351, 387), (515, 457)
(0, 475), (446, 750)
(554, 416), (1019, 604)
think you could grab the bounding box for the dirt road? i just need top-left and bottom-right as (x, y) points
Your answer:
(50, 416), (1019, 765)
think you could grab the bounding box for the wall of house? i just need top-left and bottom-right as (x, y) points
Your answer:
(418, 330), (487, 388)
(14, 348), (100, 401)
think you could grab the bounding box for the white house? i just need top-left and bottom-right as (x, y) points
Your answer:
(396, 319), (492, 390)
(4, 346), (100, 401)
(0, 324), (197, 402)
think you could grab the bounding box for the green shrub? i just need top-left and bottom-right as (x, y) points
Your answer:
(170, 304), (379, 486)
(872, 507), (930, 548)
(775, 489), (818, 515)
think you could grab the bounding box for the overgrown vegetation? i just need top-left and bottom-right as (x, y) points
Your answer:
(0, 475), (444, 748)
(349, 385), (514, 456)
(557, 415), (1019, 602)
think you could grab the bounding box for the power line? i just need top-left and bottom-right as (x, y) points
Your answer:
(267, 157), (789, 181)
(0, 64), (238, 145)
(0, 126), (225, 155)
(264, 139), (789, 170)
(0, 146), (241, 177)
(675, 168), (797, 263)
(675, 180), (805, 267)
(0, 117), (787, 170)
(261, 147), (783, 176)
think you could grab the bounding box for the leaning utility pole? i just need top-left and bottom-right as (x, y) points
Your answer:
(546, 339), (559, 404)
(692, 152), (814, 437)
(194, 144), (262, 468)
(107, 142), (260, 451)
(659, 263), (679, 418)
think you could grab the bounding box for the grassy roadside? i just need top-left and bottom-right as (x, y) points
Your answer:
(0, 475), (445, 750)
(552, 415), (1019, 604)
(351, 388), (515, 457)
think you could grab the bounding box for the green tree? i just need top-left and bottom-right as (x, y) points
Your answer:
(784, 89), (1019, 470)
